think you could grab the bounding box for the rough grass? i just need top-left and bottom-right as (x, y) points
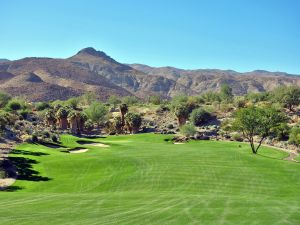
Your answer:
(0, 134), (299, 225)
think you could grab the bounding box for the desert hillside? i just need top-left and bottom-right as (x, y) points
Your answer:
(0, 47), (299, 101)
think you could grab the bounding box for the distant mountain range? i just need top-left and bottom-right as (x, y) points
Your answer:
(0, 47), (299, 102)
(0, 59), (9, 63)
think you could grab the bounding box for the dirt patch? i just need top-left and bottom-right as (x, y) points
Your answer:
(69, 148), (89, 154)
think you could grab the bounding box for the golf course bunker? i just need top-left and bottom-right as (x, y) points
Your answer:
(77, 141), (110, 148)
(69, 148), (89, 154)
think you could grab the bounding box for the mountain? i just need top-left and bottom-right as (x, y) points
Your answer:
(0, 59), (9, 63)
(0, 47), (299, 101)
(129, 64), (300, 95)
(0, 55), (132, 102)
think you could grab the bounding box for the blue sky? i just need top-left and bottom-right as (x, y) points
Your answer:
(1, 0), (299, 74)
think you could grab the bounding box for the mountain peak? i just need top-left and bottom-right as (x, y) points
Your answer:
(77, 47), (109, 58)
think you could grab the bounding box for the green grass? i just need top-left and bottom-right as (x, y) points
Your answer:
(0, 134), (299, 225)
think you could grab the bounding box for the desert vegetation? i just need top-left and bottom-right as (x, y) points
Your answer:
(0, 84), (299, 151)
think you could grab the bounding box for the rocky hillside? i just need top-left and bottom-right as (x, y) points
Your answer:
(129, 64), (300, 96)
(0, 47), (299, 101)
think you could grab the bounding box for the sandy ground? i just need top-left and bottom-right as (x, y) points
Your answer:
(85, 143), (110, 148)
(69, 149), (89, 153)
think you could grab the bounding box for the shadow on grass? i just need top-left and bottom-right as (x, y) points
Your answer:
(1, 186), (23, 192)
(77, 140), (98, 145)
(10, 149), (49, 156)
(8, 156), (51, 182)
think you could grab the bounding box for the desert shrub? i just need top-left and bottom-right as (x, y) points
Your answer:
(122, 96), (139, 105)
(234, 97), (246, 108)
(84, 120), (94, 133)
(80, 92), (97, 106)
(42, 130), (51, 138)
(200, 91), (221, 104)
(167, 124), (174, 129)
(35, 102), (50, 111)
(31, 133), (39, 143)
(232, 133), (243, 142)
(113, 116), (124, 134)
(272, 123), (290, 140)
(108, 95), (121, 108)
(190, 108), (210, 126)
(0, 92), (11, 108)
(246, 92), (270, 103)
(180, 123), (196, 137)
(220, 103), (233, 113)
(51, 134), (59, 143)
(19, 109), (30, 120)
(156, 105), (170, 113)
(288, 127), (300, 145)
(84, 102), (108, 126)
(66, 97), (79, 109)
(148, 95), (162, 105)
(6, 99), (23, 111)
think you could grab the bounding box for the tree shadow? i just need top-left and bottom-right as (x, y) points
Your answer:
(1, 186), (23, 192)
(8, 156), (51, 182)
(10, 149), (49, 156)
(41, 142), (65, 149)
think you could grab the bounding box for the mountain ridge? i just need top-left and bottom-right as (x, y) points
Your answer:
(0, 47), (299, 101)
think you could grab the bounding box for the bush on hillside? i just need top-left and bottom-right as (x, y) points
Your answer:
(180, 123), (196, 138)
(288, 127), (300, 146)
(190, 108), (210, 126)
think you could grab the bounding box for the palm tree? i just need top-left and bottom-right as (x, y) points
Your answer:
(44, 109), (56, 127)
(174, 104), (190, 126)
(68, 111), (87, 135)
(56, 107), (69, 130)
(119, 104), (128, 126)
(125, 112), (142, 134)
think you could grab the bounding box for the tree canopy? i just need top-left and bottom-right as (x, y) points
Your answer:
(232, 106), (286, 154)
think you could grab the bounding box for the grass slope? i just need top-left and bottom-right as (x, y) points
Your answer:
(0, 134), (299, 224)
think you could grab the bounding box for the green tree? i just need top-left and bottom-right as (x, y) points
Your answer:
(232, 106), (286, 154)
(84, 102), (108, 126)
(274, 86), (300, 111)
(125, 112), (142, 133)
(220, 84), (233, 103)
(288, 126), (300, 146)
(174, 103), (190, 126)
(190, 108), (210, 126)
(108, 95), (121, 108)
